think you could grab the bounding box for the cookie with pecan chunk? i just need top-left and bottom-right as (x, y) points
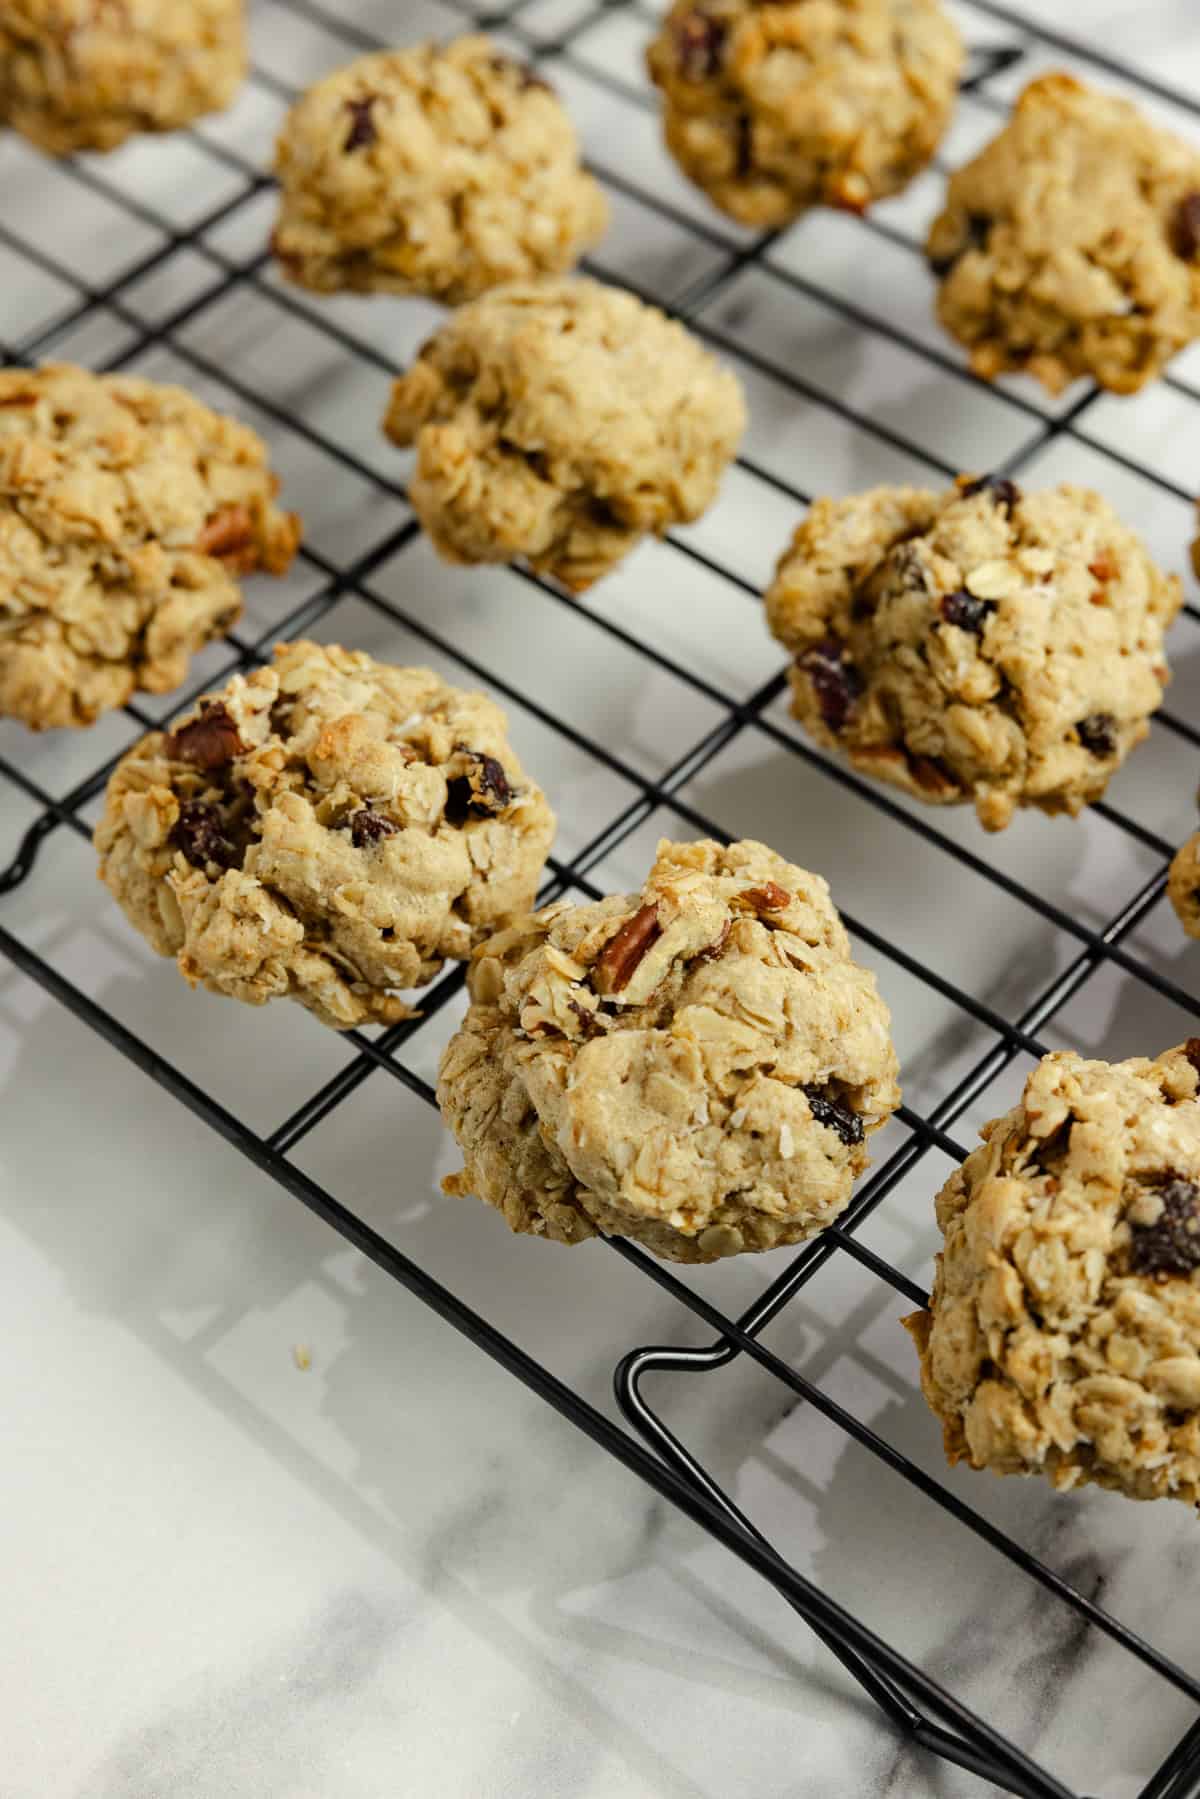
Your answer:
(765, 476), (1179, 831)
(94, 640), (556, 1029)
(438, 837), (900, 1262)
(0, 365), (299, 730)
(0, 0), (246, 155)
(273, 37), (607, 303)
(906, 1043), (1200, 1508)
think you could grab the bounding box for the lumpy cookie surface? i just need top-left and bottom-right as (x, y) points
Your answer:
(384, 278), (746, 591)
(907, 1044), (1200, 1508)
(1169, 830), (1200, 940)
(438, 837), (900, 1262)
(0, 364), (299, 730)
(94, 640), (557, 1029)
(765, 477), (1180, 831)
(272, 38), (607, 304)
(0, 0), (246, 155)
(646, 0), (962, 228)
(928, 73), (1200, 394)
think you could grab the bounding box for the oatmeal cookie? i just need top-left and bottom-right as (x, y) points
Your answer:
(928, 73), (1200, 394)
(272, 38), (607, 304)
(0, 365), (299, 731)
(1169, 830), (1200, 940)
(384, 278), (746, 591)
(0, 0), (246, 156)
(438, 837), (900, 1262)
(646, 0), (962, 229)
(765, 475), (1180, 832)
(94, 640), (556, 1029)
(906, 1043), (1200, 1508)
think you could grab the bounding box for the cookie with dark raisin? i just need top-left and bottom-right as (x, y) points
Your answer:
(765, 477), (1180, 831)
(94, 641), (556, 1029)
(437, 836), (900, 1262)
(272, 37), (607, 304)
(928, 73), (1200, 394)
(1169, 829), (1200, 941)
(906, 1043), (1200, 1509)
(646, 0), (962, 228)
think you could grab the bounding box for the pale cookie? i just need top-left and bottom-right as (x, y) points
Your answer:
(438, 837), (900, 1263)
(384, 278), (747, 591)
(765, 475), (1180, 832)
(272, 37), (607, 304)
(0, 365), (300, 731)
(94, 640), (556, 1029)
(928, 73), (1200, 395)
(906, 1043), (1200, 1509)
(646, 0), (962, 229)
(0, 0), (246, 156)
(1169, 830), (1200, 940)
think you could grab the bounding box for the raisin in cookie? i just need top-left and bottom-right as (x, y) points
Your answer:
(765, 476), (1180, 832)
(906, 1044), (1200, 1508)
(1169, 830), (1200, 940)
(646, 0), (962, 229)
(928, 73), (1200, 395)
(438, 837), (900, 1263)
(94, 640), (556, 1029)
(0, 365), (300, 732)
(384, 278), (746, 591)
(272, 38), (607, 305)
(0, 0), (246, 156)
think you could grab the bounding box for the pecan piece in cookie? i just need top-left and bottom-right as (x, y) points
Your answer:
(592, 903), (663, 995)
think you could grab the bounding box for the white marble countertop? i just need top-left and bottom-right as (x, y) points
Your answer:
(5, 2), (1200, 1795)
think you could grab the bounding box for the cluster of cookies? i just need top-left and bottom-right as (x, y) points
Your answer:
(7, 2), (1200, 1518)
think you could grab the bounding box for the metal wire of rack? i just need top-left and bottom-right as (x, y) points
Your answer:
(3, 1), (1200, 1794)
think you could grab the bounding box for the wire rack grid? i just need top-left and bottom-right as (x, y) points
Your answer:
(3, 1), (1200, 1794)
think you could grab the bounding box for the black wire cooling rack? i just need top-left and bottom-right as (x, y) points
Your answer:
(4, 2), (1200, 1794)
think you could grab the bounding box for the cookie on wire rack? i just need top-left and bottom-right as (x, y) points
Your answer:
(0, 364), (300, 731)
(0, 0), (247, 156)
(272, 37), (608, 304)
(764, 473), (1180, 832)
(94, 640), (557, 1030)
(646, 0), (963, 228)
(928, 73), (1200, 395)
(907, 1043), (1200, 1508)
(383, 277), (747, 592)
(438, 836), (900, 1263)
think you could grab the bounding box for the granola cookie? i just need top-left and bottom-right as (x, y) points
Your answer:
(384, 278), (746, 591)
(906, 1044), (1200, 1508)
(94, 640), (556, 1029)
(646, 0), (962, 228)
(0, 0), (246, 156)
(0, 365), (299, 731)
(272, 38), (607, 304)
(764, 475), (1180, 832)
(928, 73), (1200, 395)
(438, 837), (900, 1263)
(1169, 830), (1200, 940)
